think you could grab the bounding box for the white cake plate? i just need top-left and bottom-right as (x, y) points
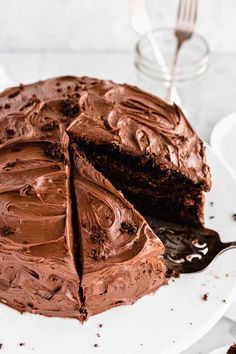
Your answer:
(0, 145), (236, 354)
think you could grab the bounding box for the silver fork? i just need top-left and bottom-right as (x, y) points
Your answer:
(167, 0), (198, 101)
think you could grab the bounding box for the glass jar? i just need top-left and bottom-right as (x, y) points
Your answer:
(135, 28), (210, 133)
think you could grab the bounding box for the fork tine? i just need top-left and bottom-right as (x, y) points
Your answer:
(192, 0), (198, 24)
(177, 0), (185, 22)
(177, 0), (197, 24)
(186, 0), (197, 24)
(184, 0), (191, 22)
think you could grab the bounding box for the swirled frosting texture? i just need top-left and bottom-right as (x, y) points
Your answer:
(72, 148), (166, 316)
(0, 75), (209, 319)
(0, 76), (210, 188)
(0, 139), (82, 319)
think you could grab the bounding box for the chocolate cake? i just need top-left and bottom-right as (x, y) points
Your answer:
(227, 344), (236, 354)
(0, 76), (210, 320)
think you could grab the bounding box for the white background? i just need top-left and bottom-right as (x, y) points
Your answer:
(0, 0), (235, 353)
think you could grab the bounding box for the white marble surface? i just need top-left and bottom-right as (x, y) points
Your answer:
(0, 0), (236, 52)
(0, 0), (236, 352)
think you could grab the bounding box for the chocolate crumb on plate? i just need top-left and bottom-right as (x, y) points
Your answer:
(98, 324), (103, 328)
(210, 201), (214, 206)
(166, 269), (180, 279)
(233, 214), (236, 221)
(0, 344), (2, 350)
(19, 342), (25, 346)
(96, 333), (101, 338)
(202, 293), (209, 301)
(172, 270), (180, 278)
(94, 344), (99, 348)
(209, 216), (215, 219)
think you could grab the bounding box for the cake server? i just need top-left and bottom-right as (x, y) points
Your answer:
(147, 220), (236, 274)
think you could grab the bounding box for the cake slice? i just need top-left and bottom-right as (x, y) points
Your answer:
(0, 138), (83, 319)
(69, 81), (211, 225)
(72, 146), (166, 317)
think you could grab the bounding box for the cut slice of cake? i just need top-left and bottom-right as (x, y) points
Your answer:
(0, 138), (83, 319)
(69, 81), (211, 225)
(72, 145), (166, 317)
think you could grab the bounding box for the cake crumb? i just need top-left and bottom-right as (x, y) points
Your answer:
(202, 293), (209, 301)
(223, 299), (227, 303)
(94, 344), (99, 348)
(170, 308), (174, 311)
(0, 344), (2, 350)
(96, 333), (101, 338)
(190, 322), (193, 325)
(120, 221), (137, 235)
(98, 324), (103, 328)
(209, 216), (215, 219)
(226, 273), (229, 277)
(166, 269), (181, 279)
(140, 344), (143, 346)
(210, 202), (214, 206)
(172, 270), (180, 278)
(233, 214), (236, 221)
(19, 342), (25, 347)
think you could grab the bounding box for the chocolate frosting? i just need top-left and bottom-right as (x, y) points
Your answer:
(0, 139), (82, 318)
(0, 75), (209, 319)
(0, 76), (210, 188)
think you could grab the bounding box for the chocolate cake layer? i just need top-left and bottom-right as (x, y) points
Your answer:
(72, 146), (166, 316)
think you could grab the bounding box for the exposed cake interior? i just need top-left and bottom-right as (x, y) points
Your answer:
(75, 139), (206, 225)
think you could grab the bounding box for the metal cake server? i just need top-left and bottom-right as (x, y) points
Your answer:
(147, 219), (236, 274)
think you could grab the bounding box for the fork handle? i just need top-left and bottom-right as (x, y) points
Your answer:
(166, 39), (183, 103)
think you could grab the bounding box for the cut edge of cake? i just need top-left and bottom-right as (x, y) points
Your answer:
(71, 144), (167, 317)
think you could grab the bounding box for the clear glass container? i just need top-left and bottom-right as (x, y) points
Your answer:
(135, 28), (210, 132)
